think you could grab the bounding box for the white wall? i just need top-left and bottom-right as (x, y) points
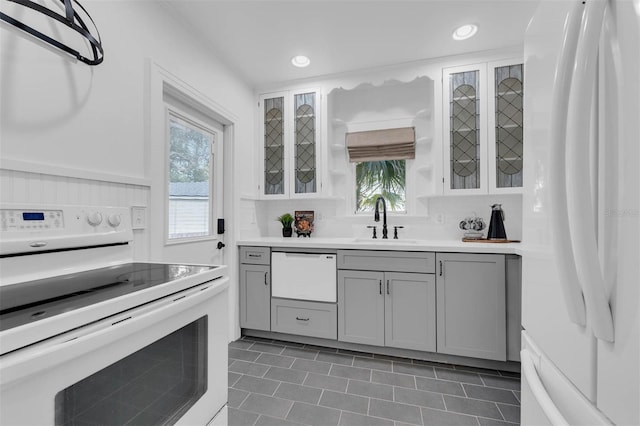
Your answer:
(0, 1), (255, 341)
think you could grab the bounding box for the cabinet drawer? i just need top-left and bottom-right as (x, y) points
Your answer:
(271, 298), (337, 339)
(240, 246), (271, 265)
(337, 250), (435, 273)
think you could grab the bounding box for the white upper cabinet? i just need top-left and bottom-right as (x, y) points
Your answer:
(442, 59), (524, 195)
(259, 88), (322, 198)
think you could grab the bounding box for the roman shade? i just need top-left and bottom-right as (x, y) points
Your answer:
(346, 127), (415, 162)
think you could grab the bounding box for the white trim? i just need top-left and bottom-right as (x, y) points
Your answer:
(0, 158), (151, 187)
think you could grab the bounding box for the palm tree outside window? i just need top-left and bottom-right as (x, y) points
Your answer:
(355, 160), (406, 213)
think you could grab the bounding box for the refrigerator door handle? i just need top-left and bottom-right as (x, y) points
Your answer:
(566, 0), (614, 342)
(521, 349), (570, 426)
(548, 0), (587, 326)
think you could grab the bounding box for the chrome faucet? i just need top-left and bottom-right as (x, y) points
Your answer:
(374, 196), (388, 239)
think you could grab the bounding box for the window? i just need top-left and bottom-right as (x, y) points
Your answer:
(167, 112), (215, 240)
(355, 160), (406, 213)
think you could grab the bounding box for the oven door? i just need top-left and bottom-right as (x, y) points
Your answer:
(0, 278), (229, 426)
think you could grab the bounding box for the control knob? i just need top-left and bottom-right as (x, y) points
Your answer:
(107, 214), (121, 228)
(87, 212), (103, 227)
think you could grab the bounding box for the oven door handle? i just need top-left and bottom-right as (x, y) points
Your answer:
(0, 278), (229, 386)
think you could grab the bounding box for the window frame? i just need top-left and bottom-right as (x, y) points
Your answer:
(164, 107), (221, 245)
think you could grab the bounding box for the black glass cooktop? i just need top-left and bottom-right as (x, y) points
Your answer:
(0, 262), (216, 332)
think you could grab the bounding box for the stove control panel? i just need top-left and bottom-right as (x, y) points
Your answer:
(1, 209), (64, 232)
(0, 205), (133, 255)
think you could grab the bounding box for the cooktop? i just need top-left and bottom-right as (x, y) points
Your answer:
(0, 262), (217, 332)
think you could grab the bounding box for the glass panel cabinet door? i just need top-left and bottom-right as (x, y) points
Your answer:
(264, 96), (285, 195)
(294, 92), (317, 194)
(493, 63), (524, 189)
(450, 70), (481, 190)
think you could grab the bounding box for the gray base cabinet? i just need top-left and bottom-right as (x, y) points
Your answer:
(239, 246), (271, 331)
(338, 269), (436, 352)
(436, 253), (506, 361)
(239, 264), (271, 331)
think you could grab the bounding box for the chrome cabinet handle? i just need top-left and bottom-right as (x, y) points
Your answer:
(264, 272), (268, 285)
(296, 317), (309, 321)
(379, 279), (382, 295)
(386, 279), (390, 294)
(439, 260), (443, 276)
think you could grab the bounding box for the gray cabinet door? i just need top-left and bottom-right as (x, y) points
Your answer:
(337, 270), (384, 346)
(384, 272), (436, 352)
(436, 253), (506, 361)
(240, 264), (271, 331)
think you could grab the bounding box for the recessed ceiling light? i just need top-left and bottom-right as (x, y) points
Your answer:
(452, 24), (478, 41)
(291, 55), (311, 68)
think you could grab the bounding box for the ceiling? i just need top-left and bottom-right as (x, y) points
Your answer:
(165, 0), (539, 88)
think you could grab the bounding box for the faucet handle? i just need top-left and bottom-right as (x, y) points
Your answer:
(393, 226), (405, 239)
(366, 225), (378, 239)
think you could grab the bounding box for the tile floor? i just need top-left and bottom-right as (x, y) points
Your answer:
(228, 336), (521, 426)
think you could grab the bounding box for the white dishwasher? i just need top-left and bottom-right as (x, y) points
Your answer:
(271, 252), (337, 302)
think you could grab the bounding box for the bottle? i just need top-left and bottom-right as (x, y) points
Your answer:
(487, 204), (507, 240)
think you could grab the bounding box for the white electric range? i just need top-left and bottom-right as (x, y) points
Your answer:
(0, 204), (229, 426)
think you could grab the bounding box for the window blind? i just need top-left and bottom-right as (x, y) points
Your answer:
(346, 127), (415, 162)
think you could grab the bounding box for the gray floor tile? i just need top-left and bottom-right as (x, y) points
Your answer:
(319, 390), (369, 415)
(421, 407), (480, 426)
(229, 372), (242, 387)
(368, 398), (423, 425)
(415, 376), (466, 396)
(372, 370), (416, 389)
(347, 379), (394, 401)
(435, 367), (483, 385)
(481, 374), (521, 391)
(282, 347), (319, 360)
(330, 364), (372, 381)
(513, 391), (521, 403)
(228, 407), (259, 426)
(249, 342), (286, 354)
(353, 357), (393, 371)
(304, 372), (348, 392)
(463, 384), (520, 405)
(394, 387), (446, 410)
(228, 387), (250, 408)
(230, 339), (254, 349)
(229, 358), (237, 366)
(393, 362), (436, 378)
(256, 353), (296, 368)
(497, 403), (520, 423)
(316, 351), (355, 366)
(229, 348), (261, 362)
(287, 401), (341, 426)
(264, 366), (308, 384)
(233, 375), (281, 396)
(274, 382), (323, 405)
(239, 393), (294, 418)
(338, 411), (393, 426)
(255, 415), (306, 426)
(291, 358), (332, 375)
(230, 360), (270, 377)
(443, 395), (503, 420)
(477, 417), (519, 426)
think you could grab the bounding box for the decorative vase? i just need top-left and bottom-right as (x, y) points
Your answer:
(282, 227), (293, 237)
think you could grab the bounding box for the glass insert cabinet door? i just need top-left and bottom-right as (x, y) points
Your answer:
(260, 89), (319, 197)
(443, 60), (523, 194)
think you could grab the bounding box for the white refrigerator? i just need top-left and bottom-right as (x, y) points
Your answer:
(521, 0), (639, 425)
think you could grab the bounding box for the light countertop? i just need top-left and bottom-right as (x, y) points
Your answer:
(237, 237), (521, 255)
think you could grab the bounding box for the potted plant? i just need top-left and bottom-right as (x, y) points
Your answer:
(277, 213), (294, 237)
